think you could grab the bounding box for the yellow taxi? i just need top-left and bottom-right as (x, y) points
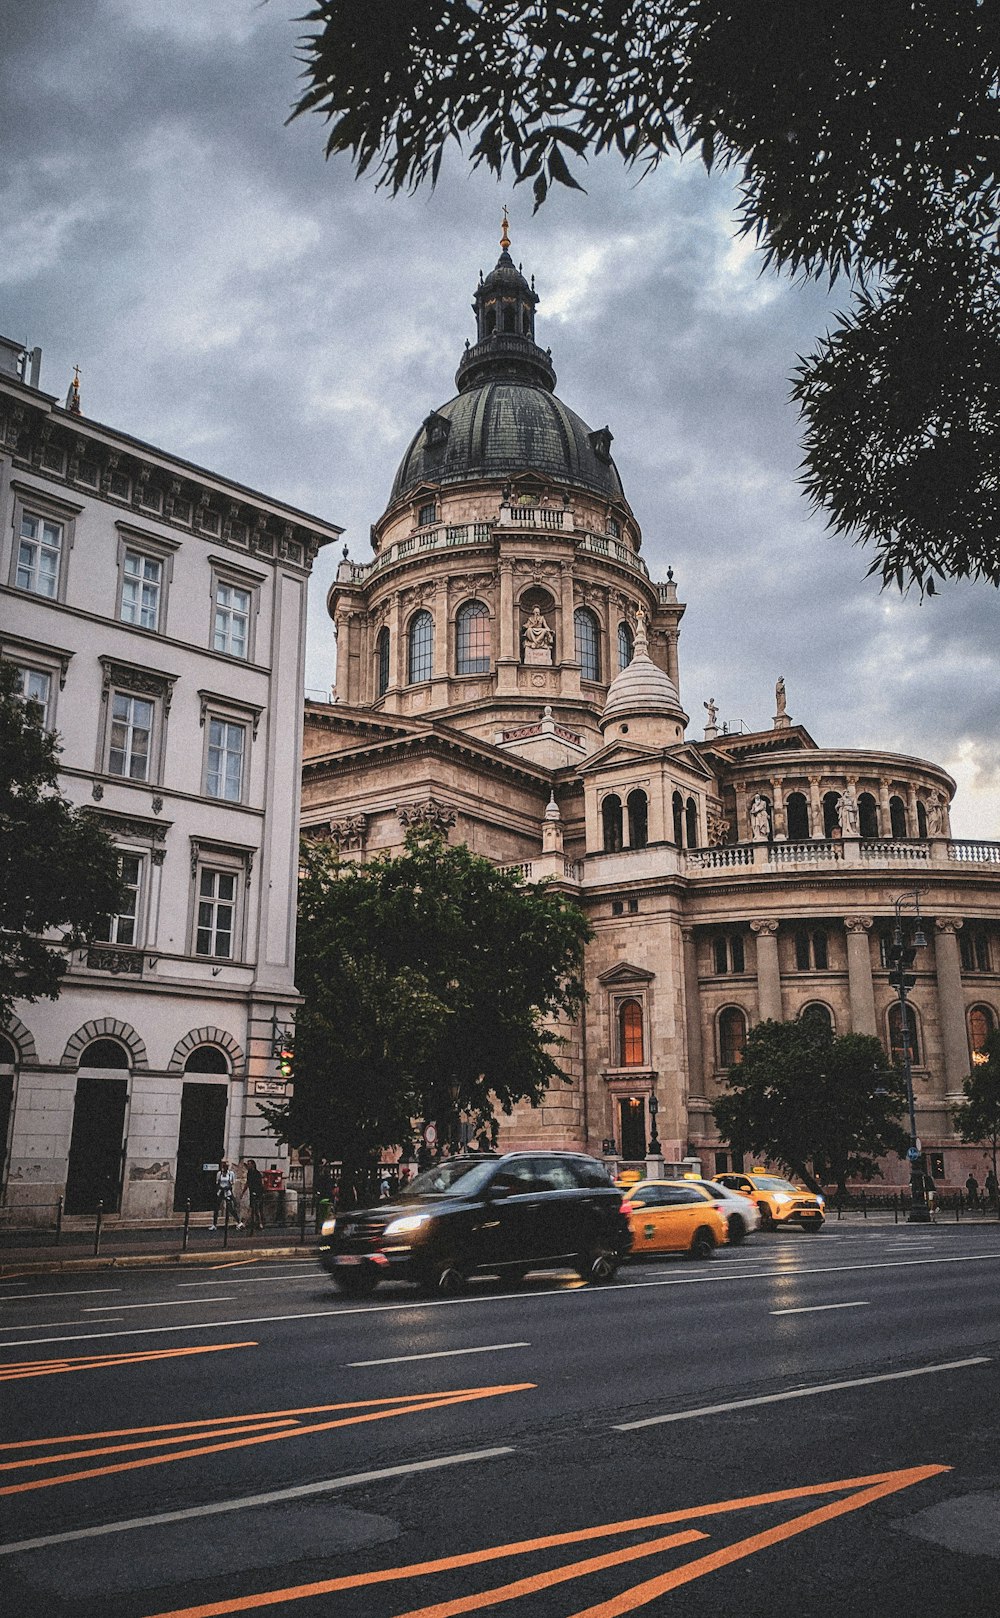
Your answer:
(620, 1179), (729, 1260)
(713, 1170), (825, 1232)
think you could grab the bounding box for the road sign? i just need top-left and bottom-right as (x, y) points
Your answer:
(907, 1146), (921, 1162)
(423, 1122), (438, 1147)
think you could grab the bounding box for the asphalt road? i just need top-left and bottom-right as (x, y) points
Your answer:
(2, 1223), (999, 1616)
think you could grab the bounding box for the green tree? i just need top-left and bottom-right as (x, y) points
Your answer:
(261, 827), (591, 1185)
(293, 1), (1000, 593)
(0, 661), (125, 1026)
(952, 1030), (1000, 1197)
(712, 1015), (908, 1194)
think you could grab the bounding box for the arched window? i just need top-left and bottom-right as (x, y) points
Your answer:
(574, 608), (601, 681)
(485, 307), (497, 335)
(0, 1036), (15, 1065)
(618, 621), (634, 671)
(672, 790), (684, 846)
(969, 1005), (996, 1064)
(502, 304), (516, 333)
(619, 1000), (645, 1066)
(823, 791), (841, 838)
(859, 792), (879, 838)
(800, 1002), (834, 1032)
(602, 794), (623, 853)
(79, 1039), (129, 1069)
(183, 1046), (230, 1074)
(627, 790), (648, 849)
(890, 795), (907, 838)
(786, 792), (810, 840)
(407, 609), (434, 684)
(456, 601), (490, 675)
(685, 797), (698, 848)
(719, 1007), (748, 1068)
(888, 1003), (920, 1066)
(375, 627), (390, 698)
(916, 800), (928, 839)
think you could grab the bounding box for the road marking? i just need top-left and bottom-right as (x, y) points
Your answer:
(0, 1341), (255, 1383)
(177, 1275), (321, 1288)
(135, 1465), (947, 1618)
(614, 1356), (990, 1430)
(0, 1448), (515, 1556)
(347, 1341), (530, 1367)
(82, 1298), (236, 1312)
(7, 1250), (1000, 1346)
(0, 1383), (533, 1497)
(0, 1288), (122, 1301)
(771, 1301), (869, 1316)
(0, 1318), (125, 1331)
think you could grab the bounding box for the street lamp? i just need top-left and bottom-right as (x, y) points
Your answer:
(890, 890), (930, 1223)
(647, 1093), (661, 1157)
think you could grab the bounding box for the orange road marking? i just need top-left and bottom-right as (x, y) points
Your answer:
(0, 1341), (256, 1382)
(0, 1383), (533, 1498)
(140, 1464), (948, 1618)
(0, 1419), (302, 1474)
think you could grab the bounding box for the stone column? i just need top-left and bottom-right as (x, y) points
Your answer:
(750, 920), (782, 1021)
(906, 783), (919, 836)
(772, 777), (786, 841)
(934, 919), (970, 1092)
(559, 562), (575, 666)
(433, 579), (450, 681)
(665, 628), (680, 688)
(878, 781), (892, 838)
(498, 559), (515, 662)
(388, 591), (403, 692)
(844, 916), (877, 1035)
(681, 926), (706, 1098)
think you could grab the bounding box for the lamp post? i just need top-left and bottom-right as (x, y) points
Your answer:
(647, 1093), (661, 1156)
(890, 890), (930, 1223)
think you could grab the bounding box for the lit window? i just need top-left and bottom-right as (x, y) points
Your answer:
(619, 1000), (645, 1066)
(574, 608), (601, 681)
(108, 692), (153, 781)
(205, 719), (246, 802)
(97, 854), (143, 946)
(120, 550), (163, 630)
(408, 610), (434, 683)
(16, 512), (62, 597)
(196, 868), (238, 958)
(213, 582), (252, 658)
(969, 1006), (995, 1064)
(456, 601), (490, 675)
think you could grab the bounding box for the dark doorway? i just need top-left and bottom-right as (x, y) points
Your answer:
(65, 1075), (128, 1214)
(786, 792), (810, 840)
(619, 1096), (646, 1160)
(174, 1082), (228, 1211)
(0, 1073), (13, 1172)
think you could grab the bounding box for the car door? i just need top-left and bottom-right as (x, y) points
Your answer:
(628, 1184), (677, 1253)
(532, 1155), (588, 1259)
(476, 1158), (541, 1271)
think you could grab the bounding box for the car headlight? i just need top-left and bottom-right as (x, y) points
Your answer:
(772, 1193), (790, 1205)
(383, 1213), (431, 1236)
(320, 1218), (336, 1236)
(817, 1195), (825, 1207)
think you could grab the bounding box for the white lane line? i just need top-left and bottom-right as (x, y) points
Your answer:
(347, 1341), (530, 1367)
(82, 1298), (236, 1313)
(176, 1275), (321, 1288)
(0, 1445), (515, 1557)
(8, 1250), (1000, 1346)
(0, 1288), (123, 1302)
(614, 1356), (991, 1431)
(771, 1301), (869, 1316)
(0, 1318), (124, 1331)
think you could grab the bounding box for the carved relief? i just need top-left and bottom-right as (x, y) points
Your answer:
(706, 812), (730, 847)
(844, 916), (873, 934)
(750, 919), (779, 937)
(935, 917), (963, 935)
(397, 798), (457, 834)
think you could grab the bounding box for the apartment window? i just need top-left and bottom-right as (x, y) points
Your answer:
(713, 934), (746, 975)
(205, 718), (246, 802)
(120, 550), (163, 630)
(618, 999), (645, 1066)
(213, 581), (252, 658)
(96, 853), (143, 946)
(14, 665), (53, 727)
(15, 511), (63, 597)
(960, 927), (992, 973)
(795, 929), (829, 971)
(196, 868), (238, 958)
(108, 692), (154, 781)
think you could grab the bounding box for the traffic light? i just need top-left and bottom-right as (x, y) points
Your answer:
(888, 943), (917, 992)
(276, 1037), (295, 1079)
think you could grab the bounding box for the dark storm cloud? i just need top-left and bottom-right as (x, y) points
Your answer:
(1, 0), (997, 831)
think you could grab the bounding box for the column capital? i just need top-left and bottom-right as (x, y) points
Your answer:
(681, 925), (697, 943)
(935, 916), (964, 934)
(844, 915), (873, 934)
(750, 919), (779, 937)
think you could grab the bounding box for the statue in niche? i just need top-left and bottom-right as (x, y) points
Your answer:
(837, 786), (860, 836)
(522, 605), (555, 664)
(749, 793), (771, 841)
(927, 796), (945, 835)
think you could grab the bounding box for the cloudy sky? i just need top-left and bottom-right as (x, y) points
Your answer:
(3, 0), (998, 836)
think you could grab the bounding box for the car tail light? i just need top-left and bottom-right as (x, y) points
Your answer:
(715, 1204), (726, 1214)
(620, 1201), (635, 1216)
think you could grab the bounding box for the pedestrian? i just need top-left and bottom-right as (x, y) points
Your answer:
(244, 1158), (265, 1232)
(986, 1168), (998, 1207)
(965, 1172), (979, 1208)
(212, 1159), (242, 1230)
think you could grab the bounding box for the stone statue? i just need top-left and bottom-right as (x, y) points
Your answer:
(703, 697), (718, 728)
(775, 675), (786, 716)
(837, 786), (859, 836)
(927, 796), (945, 836)
(523, 606), (554, 650)
(749, 793), (771, 841)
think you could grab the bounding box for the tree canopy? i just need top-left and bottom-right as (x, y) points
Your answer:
(0, 661), (125, 1026)
(952, 1030), (1000, 1189)
(260, 827), (591, 1174)
(711, 1015), (908, 1192)
(293, 1), (1000, 593)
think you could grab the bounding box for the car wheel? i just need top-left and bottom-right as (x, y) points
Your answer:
(332, 1265), (379, 1298)
(689, 1226), (716, 1261)
(800, 1220), (823, 1233)
(575, 1249), (618, 1284)
(726, 1214), (747, 1246)
(429, 1258), (469, 1295)
(757, 1205), (774, 1230)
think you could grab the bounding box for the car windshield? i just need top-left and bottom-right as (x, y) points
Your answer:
(753, 1176), (800, 1192)
(403, 1160), (497, 1199)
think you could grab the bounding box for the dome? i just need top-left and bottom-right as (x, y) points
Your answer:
(602, 612), (685, 731)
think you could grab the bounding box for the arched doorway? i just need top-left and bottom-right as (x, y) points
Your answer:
(65, 1040), (130, 1214)
(174, 1047), (230, 1212)
(858, 792), (879, 838)
(602, 794), (623, 853)
(786, 792), (810, 840)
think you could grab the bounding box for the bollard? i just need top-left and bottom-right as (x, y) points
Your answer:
(299, 1192), (307, 1246)
(182, 1199), (191, 1252)
(861, 1191), (867, 1220)
(893, 1194), (899, 1224)
(94, 1200), (103, 1257)
(223, 1199), (230, 1250)
(55, 1195), (63, 1246)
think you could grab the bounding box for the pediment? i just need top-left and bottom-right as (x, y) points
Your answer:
(598, 961), (655, 985)
(664, 744), (717, 782)
(578, 739), (663, 775)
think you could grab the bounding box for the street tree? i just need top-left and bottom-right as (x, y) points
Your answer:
(952, 1030), (1000, 1195)
(712, 1014), (908, 1194)
(0, 661), (125, 1026)
(293, 1), (1000, 593)
(260, 827), (591, 1187)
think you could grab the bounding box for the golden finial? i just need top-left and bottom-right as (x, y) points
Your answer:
(500, 206), (510, 252)
(67, 365), (82, 415)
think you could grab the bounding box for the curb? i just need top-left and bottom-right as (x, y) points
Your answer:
(0, 1246), (316, 1279)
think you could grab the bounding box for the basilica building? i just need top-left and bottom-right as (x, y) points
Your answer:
(302, 224), (1000, 1187)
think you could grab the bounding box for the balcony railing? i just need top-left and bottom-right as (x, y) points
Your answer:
(575, 532), (650, 577)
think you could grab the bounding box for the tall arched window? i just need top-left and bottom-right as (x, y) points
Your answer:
(890, 795), (907, 838)
(786, 792), (810, 840)
(719, 1007), (748, 1067)
(888, 1003), (921, 1066)
(800, 1002), (834, 1032)
(627, 789), (648, 849)
(859, 792), (879, 838)
(602, 794), (623, 853)
(969, 1005), (996, 1064)
(618, 621), (634, 671)
(183, 1046), (230, 1074)
(619, 1000), (645, 1066)
(79, 1039), (129, 1068)
(574, 608), (601, 681)
(685, 797), (698, 848)
(823, 791), (841, 838)
(407, 610), (434, 684)
(375, 627), (390, 698)
(670, 790), (682, 846)
(916, 800), (929, 838)
(456, 601), (490, 675)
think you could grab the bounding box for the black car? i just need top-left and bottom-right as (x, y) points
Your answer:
(319, 1151), (632, 1296)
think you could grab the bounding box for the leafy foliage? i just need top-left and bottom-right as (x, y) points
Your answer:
(261, 827), (591, 1172)
(0, 662), (125, 1026)
(952, 1030), (1000, 1188)
(712, 1016), (908, 1192)
(292, 1), (1000, 591)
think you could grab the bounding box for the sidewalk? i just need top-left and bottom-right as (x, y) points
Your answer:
(0, 1219), (321, 1278)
